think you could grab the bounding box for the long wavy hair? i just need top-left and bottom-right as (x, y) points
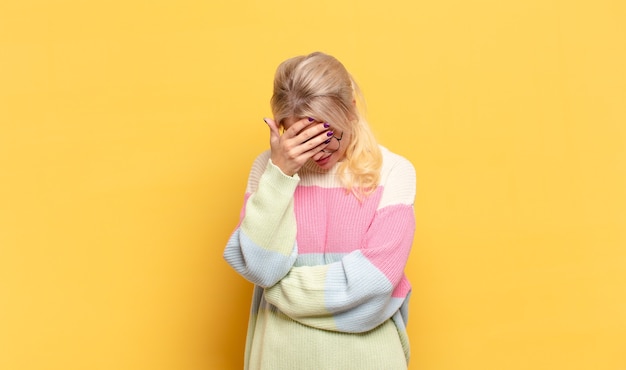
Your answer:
(270, 52), (383, 199)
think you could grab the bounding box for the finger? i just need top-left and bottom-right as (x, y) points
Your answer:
(311, 146), (330, 161)
(263, 117), (281, 140)
(295, 121), (331, 145)
(297, 124), (332, 147)
(284, 117), (317, 138)
(301, 129), (334, 152)
(282, 125), (331, 161)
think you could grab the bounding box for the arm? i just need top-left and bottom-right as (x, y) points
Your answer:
(263, 157), (416, 333)
(223, 117), (333, 287)
(223, 155), (300, 287)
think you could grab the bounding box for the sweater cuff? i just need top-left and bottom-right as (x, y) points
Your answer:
(263, 159), (300, 191)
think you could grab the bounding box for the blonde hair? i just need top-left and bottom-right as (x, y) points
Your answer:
(270, 52), (383, 199)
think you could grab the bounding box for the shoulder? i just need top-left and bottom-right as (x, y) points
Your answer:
(377, 146), (416, 208)
(379, 146), (416, 182)
(251, 150), (271, 169)
(245, 150), (272, 193)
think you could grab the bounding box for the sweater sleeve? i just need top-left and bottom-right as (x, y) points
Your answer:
(263, 157), (416, 333)
(223, 153), (300, 288)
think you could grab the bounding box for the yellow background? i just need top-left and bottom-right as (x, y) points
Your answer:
(1, 0), (625, 369)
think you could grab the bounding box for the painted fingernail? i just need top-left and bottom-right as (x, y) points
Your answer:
(308, 117), (315, 122)
(323, 122), (330, 128)
(324, 139), (331, 144)
(327, 131), (334, 137)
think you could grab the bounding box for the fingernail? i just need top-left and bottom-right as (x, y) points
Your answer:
(263, 118), (269, 124)
(323, 122), (330, 128)
(324, 139), (331, 144)
(326, 131), (334, 137)
(307, 117), (315, 122)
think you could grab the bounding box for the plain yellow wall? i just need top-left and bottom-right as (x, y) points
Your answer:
(1, 1), (625, 369)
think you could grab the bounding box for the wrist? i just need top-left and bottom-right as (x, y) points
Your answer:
(268, 159), (299, 179)
(271, 158), (297, 177)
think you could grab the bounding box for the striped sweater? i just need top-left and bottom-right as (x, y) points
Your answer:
(224, 146), (416, 370)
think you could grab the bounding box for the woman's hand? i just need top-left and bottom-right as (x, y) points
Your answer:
(264, 117), (331, 176)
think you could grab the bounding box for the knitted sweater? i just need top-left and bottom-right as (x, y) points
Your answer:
(224, 146), (416, 370)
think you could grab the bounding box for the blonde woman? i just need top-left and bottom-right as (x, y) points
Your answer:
(224, 52), (416, 370)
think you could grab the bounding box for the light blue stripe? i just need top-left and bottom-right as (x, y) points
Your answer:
(294, 253), (346, 267)
(333, 296), (407, 333)
(324, 251), (400, 332)
(224, 228), (297, 287)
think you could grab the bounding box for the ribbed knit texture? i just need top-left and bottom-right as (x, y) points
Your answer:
(224, 146), (416, 370)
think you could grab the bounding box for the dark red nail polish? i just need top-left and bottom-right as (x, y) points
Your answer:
(327, 131), (334, 137)
(323, 122), (330, 128)
(308, 117), (315, 122)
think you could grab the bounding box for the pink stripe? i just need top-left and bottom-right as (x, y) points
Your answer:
(243, 185), (414, 297)
(361, 205), (415, 284)
(293, 186), (383, 254)
(392, 276), (412, 298)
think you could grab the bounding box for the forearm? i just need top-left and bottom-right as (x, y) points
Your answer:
(264, 205), (415, 332)
(224, 159), (300, 287)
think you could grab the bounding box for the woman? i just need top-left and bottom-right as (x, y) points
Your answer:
(224, 52), (416, 370)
